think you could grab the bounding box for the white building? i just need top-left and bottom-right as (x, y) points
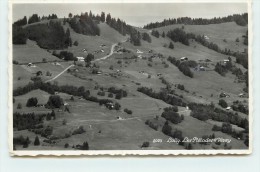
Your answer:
(76, 57), (85, 62)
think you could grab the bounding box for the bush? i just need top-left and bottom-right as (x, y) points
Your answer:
(108, 93), (113, 98)
(74, 41), (79, 46)
(64, 143), (69, 148)
(124, 108), (133, 114)
(72, 126), (86, 135)
(141, 141), (150, 148)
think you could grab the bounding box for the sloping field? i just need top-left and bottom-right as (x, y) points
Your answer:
(154, 22), (247, 53)
(63, 22), (127, 59)
(13, 40), (59, 63)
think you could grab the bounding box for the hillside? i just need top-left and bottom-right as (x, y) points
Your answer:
(12, 14), (249, 151)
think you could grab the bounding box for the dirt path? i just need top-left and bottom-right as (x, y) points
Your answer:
(45, 64), (74, 83)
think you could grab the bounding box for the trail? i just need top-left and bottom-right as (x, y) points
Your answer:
(45, 64), (74, 83)
(94, 39), (127, 62)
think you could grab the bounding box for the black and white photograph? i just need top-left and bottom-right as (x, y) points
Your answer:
(10, 2), (251, 155)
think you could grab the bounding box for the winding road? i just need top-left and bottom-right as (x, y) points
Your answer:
(45, 40), (126, 83)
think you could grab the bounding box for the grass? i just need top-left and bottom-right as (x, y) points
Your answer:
(12, 20), (249, 150)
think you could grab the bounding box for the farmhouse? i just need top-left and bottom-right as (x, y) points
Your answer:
(27, 63), (32, 67)
(204, 35), (209, 40)
(239, 93), (245, 97)
(180, 57), (188, 61)
(136, 49), (143, 54)
(219, 92), (230, 98)
(76, 57), (85, 62)
(226, 107), (231, 110)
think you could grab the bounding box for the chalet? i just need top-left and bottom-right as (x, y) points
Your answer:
(226, 107), (231, 110)
(239, 93), (245, 98)
(82, 48), (87, 53)
(97, 71), (102, 75)
(27, 63), (32, 67)
(219, 92), (230, 98)
(199, 66), (205, 71)
(138, 55), (142, 59)
(116, 116), (122, 120)
(204, 35), (209, 40)
(180, 57), (188, 61)
(106, 102), (114, 109)
(223, 59), (230, 64)
(76, 57), (85, 62)
(136, 49), (143, 54)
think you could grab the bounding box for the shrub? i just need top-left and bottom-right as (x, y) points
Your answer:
(124, 108), (133, 114)
(74, 41), (79, 46)
(141, 141), (150, 148)
(64, 143), (69, 148)
(72, 126), (86, 135)
(17, 103), (22, 109)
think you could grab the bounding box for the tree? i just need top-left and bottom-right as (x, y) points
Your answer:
(17, 103), (22, 109)
(106, 13), (112, 24)
(114, 102), (121, 110)
(169, 42), (174, 49)
(219, 99), (228, 108)
(26, 97), (38, 107)
(69, 13), (73, 18)
(81, 141), (89, 150)
(162, 31), (165, 38)
(85, 53), (94, 63)
(236, 37), (240, 42)
(34, 136), (40, 146)
(101, 12), (105, 22)
(47, 95), (64, 108)
(162, 121), (172, 136)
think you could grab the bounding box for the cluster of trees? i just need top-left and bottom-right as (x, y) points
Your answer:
(162, 121), (184, 145)
(105, 13), (142, 46)
(13, 81), (122, 111)
(161, 107), (184, 124)
(145, 119), (159, 131)
(13, 16), (27, 26)
(72, 126), (86, 135)
(189, 103), (249, 131)
(143, 13), (248, 29)
(137, 87), (186, 107)
(167, 28), (191, 46)
(13, 112), (45, 130)
(232, 101), (248, 115)
(33, 126), (53, 138)
(177, 84), (185, 90)
(12, 25), (27, 44)
(167, 56), (194, 78)
(151, 30), (160, 38)
(28, 14), (40, 24)
(107, 87), (127, 99)
(142, 32), (152, 43)
(26, 20), (72, 49)
(40, 14), (58, 21)
(52, 50), (76, 61)
(13, 135), (31, 148)
(68, 13), (100, 36)
(212, 123), (244, 141)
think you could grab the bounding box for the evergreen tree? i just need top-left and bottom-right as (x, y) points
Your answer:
(106, 13), (112, 24)
(169, 42), (174, 49)
(101, 12), (105, 22)
(34, 136), (40, 146)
